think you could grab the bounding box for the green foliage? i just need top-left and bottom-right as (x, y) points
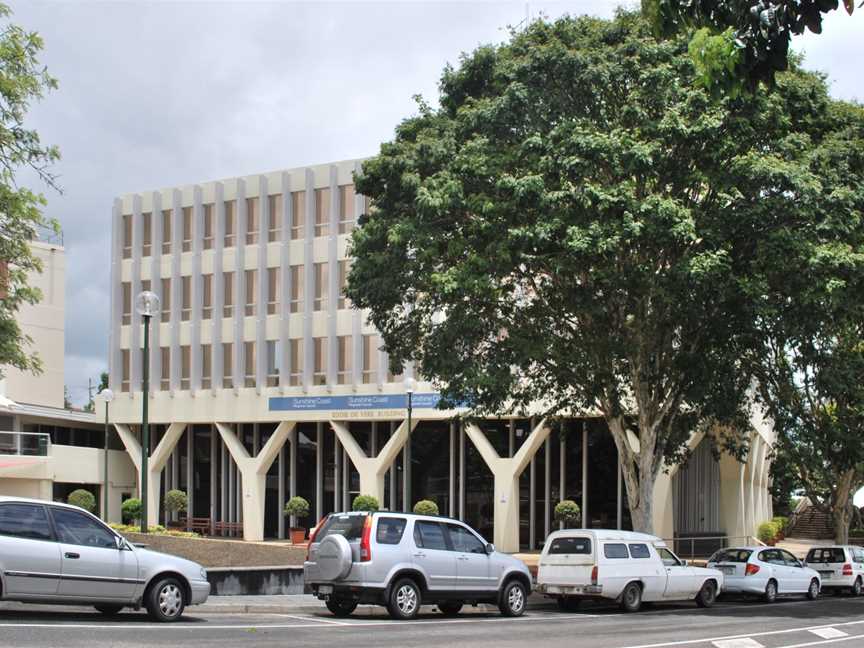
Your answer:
(688, 27), (743, 96)
(121, 498), (142, 524)
(348, 12), (864, 532)
(0, 3), (60, 379)
(67, 489), (96, 513)
(757, 520), (780, 543)
(283, 496), (310, 519)
(772, 516), (789, 535)
(164, 489), (188, 515)
(352, 494), (380, 512)
(554, 500), (582, 526)
(413, 499), (439, 516)
(109, 523), (196, 538)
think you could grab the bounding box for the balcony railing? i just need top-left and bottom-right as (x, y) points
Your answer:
(0, 431), (51, 457)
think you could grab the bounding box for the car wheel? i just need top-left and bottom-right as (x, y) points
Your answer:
(851, 578), (862, 597)
(145, 576), (186, 622)
(387, 578), (421, 620)
(556, 596), (581, 612)
(620, 582), (642, 613)
(763, 579), (778, 603)
(325, 599), (358, 617)
(695, 580), (717, 608)
(499, 579), (527, 617)
(807, 578), (820, 601)
(94, 604), (124, 616)
(438, 602), (463, 616)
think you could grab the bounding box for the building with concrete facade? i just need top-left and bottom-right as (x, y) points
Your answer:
(105, 158), (774, 553)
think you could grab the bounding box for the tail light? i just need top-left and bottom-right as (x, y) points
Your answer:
(843, 564), (853, 576)
(305, 516), (327, 561)
(591, 565), (598, 585)
(745, 563), (760, 576)
(360, 515), (373, 562)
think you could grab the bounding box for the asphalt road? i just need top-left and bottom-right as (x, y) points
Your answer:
(1, 595), (864, 648)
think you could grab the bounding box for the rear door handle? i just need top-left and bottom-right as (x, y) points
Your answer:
(413, 552), (426, 558)
(64, 552), (80, 559)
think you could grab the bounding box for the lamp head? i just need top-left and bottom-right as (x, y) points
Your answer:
(99, 388), (114, 403)
(405, 377), (416, 394)
(135, 290), (160, 318)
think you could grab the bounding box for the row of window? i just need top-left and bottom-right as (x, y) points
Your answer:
(121, 185), (363, 259)
(0, 502), (117, 549)
(120, 261), (350, 325)
(119, 335), (401, 392)
(320, 515), (487, 554)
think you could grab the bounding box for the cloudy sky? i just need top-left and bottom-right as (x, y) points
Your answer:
(9, 0), (863, 407)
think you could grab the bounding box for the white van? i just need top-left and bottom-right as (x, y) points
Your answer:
(536, 529), (723, 612)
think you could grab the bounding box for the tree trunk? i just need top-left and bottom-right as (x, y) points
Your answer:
(605, 413), (659, 535)
(832, 468), (857, 545)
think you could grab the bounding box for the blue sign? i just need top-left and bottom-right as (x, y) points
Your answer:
(268, 392), (442, 412)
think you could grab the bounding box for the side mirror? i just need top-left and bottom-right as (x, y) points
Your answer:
(681, 559), (689, 567)
(485, 543), (495, 555)
(115, 535), (128, 551)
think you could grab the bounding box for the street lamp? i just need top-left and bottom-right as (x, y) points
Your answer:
(135, 290), (160, 533)
(99, 388), (114, 521)
(403, 377), (415, 511)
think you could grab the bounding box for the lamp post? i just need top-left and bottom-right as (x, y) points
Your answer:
(403, 377), (415, 511)
(135, 290), (160, 534)
(99, 388), (114, 521)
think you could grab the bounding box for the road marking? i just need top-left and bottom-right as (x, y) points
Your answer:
(712, 640), (764, 648)
(777, 634), (864, 648)
(808, 628), (848, 639)
(275, 613), (350, 626)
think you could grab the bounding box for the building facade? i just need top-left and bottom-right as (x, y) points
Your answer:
(106, 159), (774, 552)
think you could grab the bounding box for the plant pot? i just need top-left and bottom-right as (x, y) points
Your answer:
(290, 527), (306, 544)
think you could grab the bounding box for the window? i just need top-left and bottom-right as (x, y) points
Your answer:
(122, 214), (132, 259)
(629, 543), (651, 559)
(246, 197), (259, 244)
(291, 191), (305, 240)
(376, 517), (407, 545)
(266, 340), (279, 387)
(121, 349), (130, 391)
(268, 194), (282, 242)
(337, 336), (351, 385)
(180, 345), (191, 390)
(854, 548), (864, 565)
(245, 269), (257, 316)
(201, 344), (211, 389)
(603, 543), (629, 559)
(710, 549), (752, 564)
(161, 278), (171, 323)
(313, 337), (327, 385)
(50, 508), (116, 548)
(202, 274), (213, 320)
(657, 547), (681, 567)
(314, 188), (330, 237)
(162, 209), (172, 254)
(289, 264), (304, 313)
(244, 341), (255, 387)
(142, 212), (152, 256)
(447, 524), (486, 554)
(202, 204), (214, 250)
(806, 548), (847, 564)
(289, 339), (302, 386)
(413, 521), (449, 551)
(318, 514), (367, 541)
(362, 335), (378, 384)
(121, 282), (131, 325)
(338, 260), (349, 309)
(160, 347), (170, 390)
(0, 503), (53, 541)
(339, 184), (355, 234)
(758, 549), (786, 565)
(267, 267), (279, 315)
(224, 200), (236, 247)
(182, 206), (192, 252)
(223, 342), (233, 387)
(779, 549), (802, 567)
(313, 262), (328, 311)
(181, 275), (191, 321)
(223, 271), (234, 317)
(548, 537), (592, 555)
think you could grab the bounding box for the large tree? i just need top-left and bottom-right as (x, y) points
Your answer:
(347, 12), (864, 533)
(0, 2), (59, 377)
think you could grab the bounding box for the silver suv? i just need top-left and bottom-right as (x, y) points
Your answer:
(304, 511), (532, 619)
(0, 496), (210, 621)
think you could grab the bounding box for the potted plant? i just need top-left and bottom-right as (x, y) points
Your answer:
(121, 498), (142, 526)
(757, 521), (778, 546)
(164, 489), (188, 528)
(284, 496), (310, 544)
(352, 494), (380, 512)
(67, 489), (96, 514)
(413, 499), (439, 516)
(554, 500), (581, 528)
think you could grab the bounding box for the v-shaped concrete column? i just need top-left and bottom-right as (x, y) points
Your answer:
(330, 419), (418, 510)
(215, 421), (295, 542)
(114, 423), (187, 527)
(465, 419), (549, 553)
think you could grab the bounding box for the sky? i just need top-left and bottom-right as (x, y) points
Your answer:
(8, 0), (863, 407)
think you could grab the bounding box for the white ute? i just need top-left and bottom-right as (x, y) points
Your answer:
(536, 529), (723, 612)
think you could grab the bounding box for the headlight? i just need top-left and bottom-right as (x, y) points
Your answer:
(200, 567), (208, 580)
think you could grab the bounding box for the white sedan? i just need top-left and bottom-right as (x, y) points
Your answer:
(707, 546), (820, 602)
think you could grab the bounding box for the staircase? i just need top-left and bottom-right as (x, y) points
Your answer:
(788, 507), (835, 539)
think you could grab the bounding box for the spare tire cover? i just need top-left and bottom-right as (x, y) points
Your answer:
(317, 534), (353, 581)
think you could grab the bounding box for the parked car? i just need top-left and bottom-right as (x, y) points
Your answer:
(707, 546), (820, 602)
(535, 529), (723, 612)
(0, 496), (210, 621)
(303, 511), (532, 620)
(804, 546), (864, 596)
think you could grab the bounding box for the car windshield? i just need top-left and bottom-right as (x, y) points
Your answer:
(807, 548), (846, 563)
(316, 514), (367, 542)
(710, 549), (752, 563)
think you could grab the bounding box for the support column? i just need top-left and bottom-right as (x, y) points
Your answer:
(210, 426), (217, 535)
(459, 422), (465, 520)
(220, 440), (227, 525)
(559, 429), (566, 530)
(187, 426), (194, 529)
(544, 436), (551, 539)
(278, 445), (286, 539)
(290, 431), (297, 525)
(315, 422), (323, 520)
(449, 422), (456, 517)
(334, 433), (341, 511)
(582, 421), (588, 528)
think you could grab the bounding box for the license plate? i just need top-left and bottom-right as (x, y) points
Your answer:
(319, 585), (333, 595)
(820, 572), (832, 579)
(721, 567), (735, 575)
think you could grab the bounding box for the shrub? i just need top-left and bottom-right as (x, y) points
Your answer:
(109, 523), (196, 538)
(352, 494), (380, 512)
(413, 499), (439, 516)
(164, 489), (188, 516)
(121, 498), (142, 524)
(554, 500), (581, 527)
(757, 520), (779, 543)
(284, 496), (310, 520)
(772, 516), (789, 535)
(68, 489), (96, 513)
